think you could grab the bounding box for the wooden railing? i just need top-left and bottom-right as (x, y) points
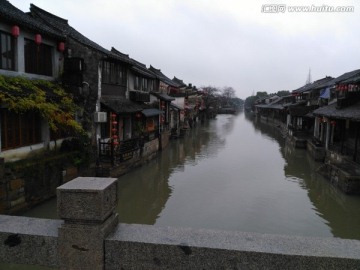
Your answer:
(98, 138), (140, 165)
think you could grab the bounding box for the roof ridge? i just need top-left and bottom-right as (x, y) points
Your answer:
(30, 4), (68, 25)
(149, 65), (161, 72)
(111, 47), (129, 57)
(130, 58), (147, 68)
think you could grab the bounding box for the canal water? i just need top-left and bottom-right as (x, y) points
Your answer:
(4, 112), (360, 269)
(22, 112), (360, 240)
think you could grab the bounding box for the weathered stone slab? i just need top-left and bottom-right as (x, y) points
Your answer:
(105, 223), (360, 270)
(58, 213), (118, 270)
(57, 177), (117, 222)
(0, 215), (62, 268)
(57, 177), (119, 270)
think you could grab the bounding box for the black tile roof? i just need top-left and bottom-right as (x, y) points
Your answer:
(0, 0), (64, 40)
(30, 4), (125, 61)
(128, 58), (155, 79)
(256, 95), (296, 110)
(172, 77), (187, 88)
(256, 96), (283, 110)
(315, 69), (360, 89)
(150, 92), (175, 102)
(149, 65), (179, 87)
(141, 108), (163, 117)
(100, 96), (151, 114)
(339, 74), (360, 85)
(313, 102), (360, 121)
(110, 47), (132, 64)
(292, 76), (334, 94)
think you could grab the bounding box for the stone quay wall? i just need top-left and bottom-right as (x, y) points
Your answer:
(0, 153), (81, 214)
(0, 177), (359, 269)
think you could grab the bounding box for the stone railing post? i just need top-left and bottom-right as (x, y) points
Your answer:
(57, 177), (118, 270)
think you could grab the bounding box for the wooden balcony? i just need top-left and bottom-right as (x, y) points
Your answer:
(129, 90), (150, 102)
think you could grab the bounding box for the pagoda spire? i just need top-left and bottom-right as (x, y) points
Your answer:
(305, 68), (312, 85)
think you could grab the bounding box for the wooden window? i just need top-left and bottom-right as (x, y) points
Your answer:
(24, 39), (53, 76)
(148, 80), (153, 91)
(1, 109), (41, 150)
(135, 76), (150, 92)
(142, 78), (148, 91)
(0, 30), (15, 71)
(102, 61), (126, 85)
(134, 76), (140, 90)
(63, 57), (84, 86)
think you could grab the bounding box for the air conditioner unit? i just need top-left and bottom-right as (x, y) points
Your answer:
(94, 112), (107, 123)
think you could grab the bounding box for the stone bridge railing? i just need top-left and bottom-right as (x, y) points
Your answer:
(0, 177), (360, 269)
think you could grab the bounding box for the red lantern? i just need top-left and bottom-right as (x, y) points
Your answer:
(35, 34), (42, 45)
(58, 42), (65, 52)
(111, 113), (116, 119)
(330, 121), (336, 126)
(113, 141), (119, 146)
(136, 112), (142, 118)
(11, 25), (20, 38)
(112, 121), (118, 125)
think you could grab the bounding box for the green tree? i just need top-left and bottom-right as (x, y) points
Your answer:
(244, 91), (268, 111)
(276, 90), (290, 96)
(0, 75), (84, 134)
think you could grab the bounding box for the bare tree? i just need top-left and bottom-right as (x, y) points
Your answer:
(222, 86), (236, 99)
(201, 86), (221, 96)
(200, 85), (221, 119)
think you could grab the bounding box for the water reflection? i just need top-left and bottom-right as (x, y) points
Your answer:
(21, 112), (360, 240)
(117, 119), (229, 225)
(245, 113), (360, 240)
(285, 144), (360, 239)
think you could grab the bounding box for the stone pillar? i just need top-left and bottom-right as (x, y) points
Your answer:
(57, 177), (118, 270)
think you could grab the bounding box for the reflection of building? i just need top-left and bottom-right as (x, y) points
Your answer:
(116, 119), (223, 225)
(247, 115), (286, 148)
(283, 141), (360, 240)
(253, 69), (360, 194)
(249, 115), (360, 240)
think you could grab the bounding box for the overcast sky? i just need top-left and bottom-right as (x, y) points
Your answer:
(11, 0), (360, 99)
